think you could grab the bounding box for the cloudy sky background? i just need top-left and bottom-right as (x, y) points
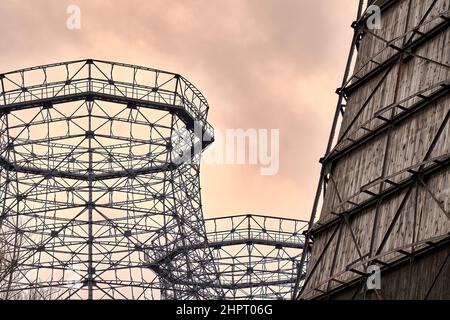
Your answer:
(0, 0), (357, 220)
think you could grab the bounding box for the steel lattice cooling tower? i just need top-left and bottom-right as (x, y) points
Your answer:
(0, 59), (309, 300)
(295, 0), (450, 299)
(0, 59), (222, 299)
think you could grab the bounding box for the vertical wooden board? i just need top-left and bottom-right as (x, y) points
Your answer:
(407, 0), (449, 37)
(371, 174), (449, 262)
(303, 227), (328, 293)
(323, 243), (450, 299)
(339, 73), (384, 139)
(353, 0), (410, 79)
(319, 134), (386, 222)
(383, 98), (449, 186)
(339, 63), (399, 141)
(440, 166), (450, 215)
(396, 30), (450, 109)
(429, 97), (450, 159)
(416, 168), (450, 242)
(370, 189), (409, 259)
(357, 64), (400, 130)
(303, 226), (337, 298)
(331, 207), (376, 285)
(309, 0), (449, 298)
(378, 243), (450, 299)
(313, 224), (341, 293)
(384, 184), (417, 253)
(425, 247), (450, 299)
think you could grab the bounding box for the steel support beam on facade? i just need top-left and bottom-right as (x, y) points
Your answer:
(295, 0), (450, 300)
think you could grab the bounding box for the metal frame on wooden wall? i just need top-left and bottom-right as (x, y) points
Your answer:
(294, 0), (450, 300)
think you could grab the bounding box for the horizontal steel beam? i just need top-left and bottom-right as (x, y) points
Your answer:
(150, 238), (305, 265)
(0, 91), (212, 146)
(0, 156), (175, 180)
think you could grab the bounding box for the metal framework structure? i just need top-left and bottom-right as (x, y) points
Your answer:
(147, 214), (308, 300)
(294, 0), (450, 300)
(0, 59), (221, 299)
(0, 59), (308, 300)
(203, 215), (307, 300)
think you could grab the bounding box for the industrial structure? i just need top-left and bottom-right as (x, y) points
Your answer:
(294, 0), (450, 300)
(0, 59), (308, 300)
(2, 0), (446, 302)
(203, 214), (307, 300)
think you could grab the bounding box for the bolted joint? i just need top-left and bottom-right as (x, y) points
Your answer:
(155, 194), (165, 201)
(85, 201), (96, 209)
(83, 279), (96, 287)
(87, 236), (94, 245)
(124, 230), (132, 237)
(16, 194), (26, 202)
(127, 101), (137, 109)
(44, 173), (54, 180)
(42, 101), (53, 110)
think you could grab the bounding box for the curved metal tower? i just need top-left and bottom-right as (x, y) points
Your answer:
(0, 59), (221, 299)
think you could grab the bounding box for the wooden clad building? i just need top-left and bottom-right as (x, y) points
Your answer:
(296, 0), (450, 299)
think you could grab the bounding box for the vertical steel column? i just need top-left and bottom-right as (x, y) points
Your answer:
(87, 60), (94, 300)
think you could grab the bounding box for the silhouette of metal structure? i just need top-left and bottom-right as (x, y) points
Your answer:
(203, 215), (307, 300)
(0, 59), (308, 300)
(148, 214), (308, 300)
(294, 0), (450, 300)
(0, 59), (221, 299)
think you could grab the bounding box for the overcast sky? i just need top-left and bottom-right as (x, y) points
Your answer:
(0, 0), (357, 220)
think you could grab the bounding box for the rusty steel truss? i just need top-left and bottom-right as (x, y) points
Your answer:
(0, 59), (308, 300)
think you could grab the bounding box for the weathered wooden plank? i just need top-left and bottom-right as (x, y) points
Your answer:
(305, 0), (450, 299)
